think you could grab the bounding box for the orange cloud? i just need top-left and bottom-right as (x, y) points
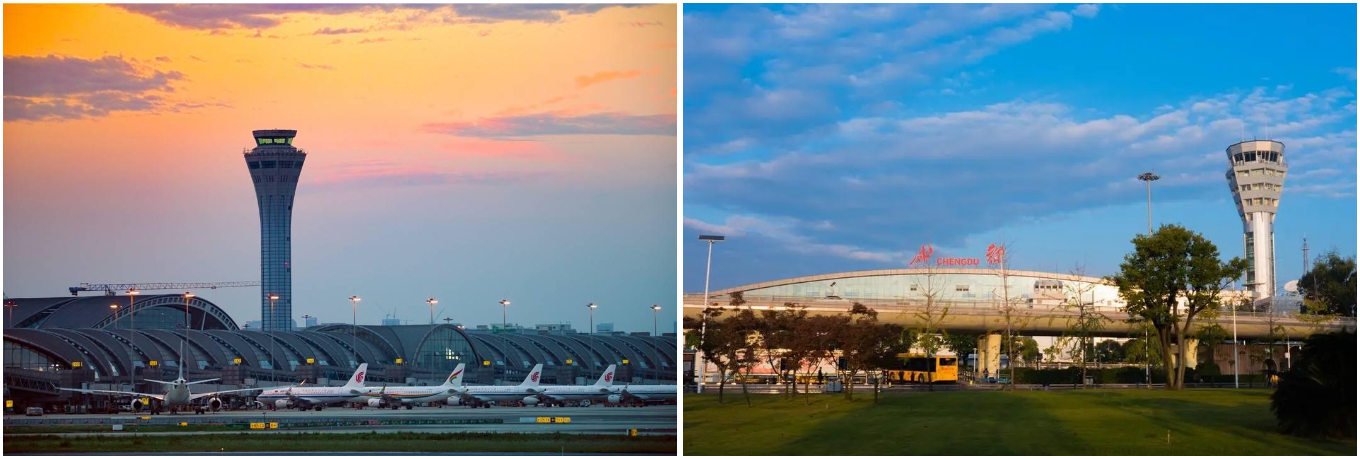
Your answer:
(575, 69), (644, 88)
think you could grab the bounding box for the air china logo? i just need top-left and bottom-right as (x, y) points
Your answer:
(604, 372), (613, 383)
(356, 371), (365, 383)
(986, 243), (1005, 265)
(530, 371), (540, 383)
(908, 245), (934, 266)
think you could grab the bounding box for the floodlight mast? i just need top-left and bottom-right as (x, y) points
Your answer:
(696, 234), (725, 393)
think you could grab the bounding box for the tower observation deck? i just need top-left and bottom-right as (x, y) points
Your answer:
(244, 129), (306, 331)
(1225, 140), (1287, 301)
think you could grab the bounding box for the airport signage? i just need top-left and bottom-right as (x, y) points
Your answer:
(906, 244), (1005, 267)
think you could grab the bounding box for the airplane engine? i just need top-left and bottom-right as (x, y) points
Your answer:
(446, 397), (463, 406)
(368, 398), (383, 408)
(208, 398), (223, 412)
(130, 399), (145, 412)
(275, 399), (292, 409)
(607, 395), (624, 404)
(522, 396), (540, 406)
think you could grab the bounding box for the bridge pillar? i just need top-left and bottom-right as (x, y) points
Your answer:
(977, 334), (1001, 378)
(1173, 339), (1199, 369)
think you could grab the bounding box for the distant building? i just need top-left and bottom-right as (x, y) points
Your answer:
(595, 323), (614, 333)
(303, 316), (318, 327)
(534, 323), (576, 334)
(1225, 140), (1288, 301)
(381, 317), (401, 326)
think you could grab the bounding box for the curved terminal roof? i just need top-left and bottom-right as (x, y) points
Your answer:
(3, 295), (239, 330)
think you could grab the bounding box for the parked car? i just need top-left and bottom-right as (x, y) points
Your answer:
(24, 407), (43, 416)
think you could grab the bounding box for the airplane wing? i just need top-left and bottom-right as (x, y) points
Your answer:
(59, 388), (165, 401)
(186, 387), (264, 401)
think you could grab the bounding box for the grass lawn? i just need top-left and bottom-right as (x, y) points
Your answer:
(684, 389), (1355, 455)
(4, 432), (677, 454)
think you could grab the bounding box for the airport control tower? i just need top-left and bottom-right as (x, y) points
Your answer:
(244, 130), (306, 331)
(1225, 140), (1287, 301)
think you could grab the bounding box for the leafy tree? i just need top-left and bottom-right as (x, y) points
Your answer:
(838, 303), (881, 401)
(944, 333), (979, 375)
(1093, 339), (1124, 363)
(1018, 336), (1041, 368)
(799, 314), (846, 405)
(1106, 224), (1247, 390)
(728, 308), (762, 407)
(1298, 250), (1357, 317)
(1271, 331), (1356, 439)
(755, 303), (804, 399)
(866, 323), (909, 404)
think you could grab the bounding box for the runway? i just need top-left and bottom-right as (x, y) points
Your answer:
(4, 405), (676, 436)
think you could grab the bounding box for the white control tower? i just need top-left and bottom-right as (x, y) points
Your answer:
(1224, 140), (1287, 301)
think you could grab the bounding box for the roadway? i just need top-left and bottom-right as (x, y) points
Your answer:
(4, 405), (677, 436)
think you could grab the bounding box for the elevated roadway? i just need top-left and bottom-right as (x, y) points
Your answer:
(682, 294), (1354, 340)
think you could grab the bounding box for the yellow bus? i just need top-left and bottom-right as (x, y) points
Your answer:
(884, 354), (958, 384)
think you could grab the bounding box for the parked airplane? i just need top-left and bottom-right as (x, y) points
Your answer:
(360, 364), (465, 409)
(256, 364), (368, 411)
(608, 383), (678, 406)
(533, 365), (616, 407)
(59, 342), (261, 414)
(448, 364), (542, 408)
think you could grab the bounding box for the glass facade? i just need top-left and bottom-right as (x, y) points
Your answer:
(415, 328), (476, 372)
(244, 134), (305, 333)
(4, 340), (64, 372)
(730, 271), (1127, 309)
(109, 306), (190, 330)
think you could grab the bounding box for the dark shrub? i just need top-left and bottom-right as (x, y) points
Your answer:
(1270, 331), (1356, 439)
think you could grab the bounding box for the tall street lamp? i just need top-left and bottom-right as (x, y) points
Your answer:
(588, 303), (598, 335)
(651, 305), (662, 336)
(127, 289), (139, 391)
(182, 292), (195, 377)
(426, 298), (439, 325)
(499, 299), (510, 331)
(349, 296), (361, 366)
(4, 300), (16, 329)
(110, 304), (129, 389)
(268, 294), (280, 378)
(696, 234), (725, 394)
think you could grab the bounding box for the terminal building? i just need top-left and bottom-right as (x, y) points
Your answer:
(3, 294), (675, 408)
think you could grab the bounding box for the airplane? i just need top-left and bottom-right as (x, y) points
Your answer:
(60, 341), (261, 414)
(448, 364), (542, 408)
(607, 383), (678, 406)
(359, 364), (465, 409)
(256, 363), (368, 411)
(532, 365), (616, 407)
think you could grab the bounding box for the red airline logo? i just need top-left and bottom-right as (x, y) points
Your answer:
(604, 372), (613, 383)
(986, 243), (1005, 265)
(356, 371), (365, 383)
(530, 371), (540, 383)
(908, 245), (934, 266)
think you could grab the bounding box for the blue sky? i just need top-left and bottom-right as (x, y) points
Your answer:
(683, 3), (1357, 292)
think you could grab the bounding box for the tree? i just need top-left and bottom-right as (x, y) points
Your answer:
(990, 242), (1031, 389)
(1106, 224), (1247, 390)
(1055, 265), (1110, 387)
(910, 263), (950, 390)
(1298, 250), (1357, 317)
(729, 308), (762, 407)
(944, 333), (979, 375)
(1018, 336), (1041, 368)
(866, 323), (909, 404)
(799, 314), (847, 405)
(754, 303), (803, 399)
(683, 306), (738, 403)
(838, 303), (881, 401)
(1271, 331), (1356, 439)
(1093, 339), (1124, 363)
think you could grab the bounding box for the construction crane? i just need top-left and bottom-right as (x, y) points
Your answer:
(69, 281), (260, 296)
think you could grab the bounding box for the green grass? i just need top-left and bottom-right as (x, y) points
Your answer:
(4, 432), (676, 454)
(684, 390), (1355, 455)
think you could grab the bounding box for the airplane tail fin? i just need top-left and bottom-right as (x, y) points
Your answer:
(518, 364), (543, 387)
(344, 363), (369, 388)
(443, 364), (466, 388)
(595, 365), (617, 387)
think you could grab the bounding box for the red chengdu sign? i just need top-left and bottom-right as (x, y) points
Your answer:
(908, 244), (1001, 267)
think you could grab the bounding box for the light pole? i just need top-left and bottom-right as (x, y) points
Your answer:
(499, 299), (510, 331)
(1232, 285), (1239, 389)
(1137, 172), (1160, 388)
(110, 304), (126, 388)
(127, 289), (138, 391)
(588, 302), (599, 378)
(268, 294), (280, 377)
(301, 314), (313, 329)
(349, 296), (361, 366)
(651, 305), (662, 336)
(426, 298), (439, 325)
(183, 292), (195, 376)
(696, 234), (725, 393)
(4, 300), (15, 329)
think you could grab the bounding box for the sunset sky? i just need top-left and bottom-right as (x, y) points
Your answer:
(4, 4), (678, 332)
